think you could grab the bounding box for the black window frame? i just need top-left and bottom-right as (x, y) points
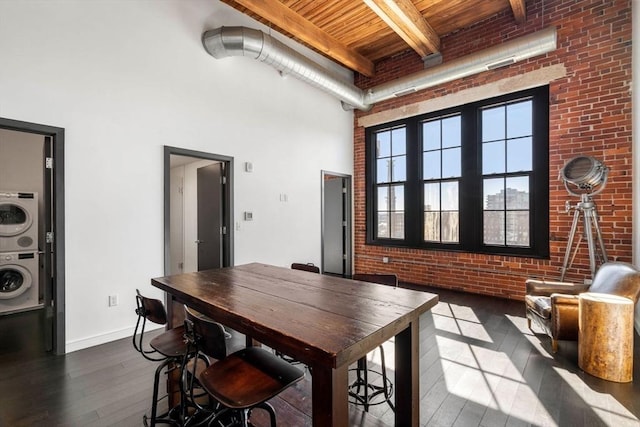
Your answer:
(365, 86), (549, 258)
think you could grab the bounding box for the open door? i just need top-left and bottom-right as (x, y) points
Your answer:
(0, 119), (65, 355)
(164, 146), (233, 325)
(322, 171), (352, 277)
(197, 163), (224, 271)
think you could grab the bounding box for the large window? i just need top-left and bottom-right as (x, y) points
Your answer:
(366, 87), (549, 257)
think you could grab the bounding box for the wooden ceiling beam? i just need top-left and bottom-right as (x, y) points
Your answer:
(223, 0), (375, 77)
(363, 0), (440, 59)
(508, 0), (527, 23)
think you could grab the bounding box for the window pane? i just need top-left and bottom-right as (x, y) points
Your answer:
(377, 131), (391, 158)
(390, 212), (404, 239)
(442, 116), (461, 148)
(483, 141), (505, 174)
(424, 183), (440, 211)
(506, 177), (529, 209)
(441, 211), (459, 243)
(423, 121), (440, 151)
(482, 106), (505, 142)
(423, 151), (441, 179)
(484, 211), (504, 245)
(507, 137), (532, 172)
(392, 156), (406, 181)
(506, 211), (529, 246)
(424, 212), (440, 241)
(377, 212), (389, 238)
(442, 147), (461, 178)
(391, 128), (406, 155)
(377, 186), (388, 211)
(441, 182), (459, 210)
(390, 185), (404, 211)
(507, 100), (532, 138)
(484, 178), (504, 209)
(377, 158), (391, 183)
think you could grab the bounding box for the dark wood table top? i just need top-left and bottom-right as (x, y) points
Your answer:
(151, 263), (439, 369)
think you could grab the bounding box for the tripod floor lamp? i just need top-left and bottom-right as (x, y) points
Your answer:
(559, 156), (609, 281)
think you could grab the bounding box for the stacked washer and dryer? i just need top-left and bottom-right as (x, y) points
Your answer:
(0, 191), (41, 315)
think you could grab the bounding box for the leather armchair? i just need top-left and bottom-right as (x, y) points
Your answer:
(525, 262), (640, 352)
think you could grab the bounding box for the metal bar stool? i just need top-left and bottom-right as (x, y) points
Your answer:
(133, 289), (189, 427)
(349, 273), (397, 412)
(182, 306), (305, 427)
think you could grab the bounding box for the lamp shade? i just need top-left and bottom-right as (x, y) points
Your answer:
(561, 156), (606, 190)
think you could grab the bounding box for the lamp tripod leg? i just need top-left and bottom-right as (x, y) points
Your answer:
(583, 208), (598, 278)
(560, 207), (581, 281)
(591, 207), (608, 264)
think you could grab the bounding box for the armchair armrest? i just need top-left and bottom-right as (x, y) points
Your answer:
(550, 293), (580, 306)
(550, 293), (580, 341)
(526, 278), (591, 296)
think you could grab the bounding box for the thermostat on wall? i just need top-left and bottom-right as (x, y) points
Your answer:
(244, 211), (253, 221)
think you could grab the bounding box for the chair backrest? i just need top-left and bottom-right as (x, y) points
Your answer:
(133, 289), (168, 360)
(135, 289), (168, 325)
(353, 273), (398, 288)
(184, 306), (227, 361)
(291, 262), (320, 273)
(589, 262), (640, 303)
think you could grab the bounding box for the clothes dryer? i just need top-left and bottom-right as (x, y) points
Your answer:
(0, 191), (38, 252)
(0, 251), (40, 315)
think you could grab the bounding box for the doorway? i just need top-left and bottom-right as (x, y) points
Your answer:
(163, 146), (233, 319)
(0, 117), (65, 356)
(321, 171), (352, 277)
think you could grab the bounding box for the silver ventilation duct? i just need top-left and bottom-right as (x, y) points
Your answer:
(202, 27), (367, 110)
(202, 26), (557, 111)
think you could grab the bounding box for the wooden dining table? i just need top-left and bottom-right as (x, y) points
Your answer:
(151, 263), (438, 426)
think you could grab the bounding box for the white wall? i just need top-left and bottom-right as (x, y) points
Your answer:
(0, 0), (354, 352)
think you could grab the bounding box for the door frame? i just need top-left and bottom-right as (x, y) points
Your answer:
(0, 117), (66, 355)
(321, 171), (352, 277)
(163, 146), (234, 276)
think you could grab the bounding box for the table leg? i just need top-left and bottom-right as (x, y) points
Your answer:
(395, 321), (419, 426)
(311, 363), (349, 427)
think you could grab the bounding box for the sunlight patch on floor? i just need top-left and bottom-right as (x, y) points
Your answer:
(435, 334), (554, 426)
(433, 309), (493, 343)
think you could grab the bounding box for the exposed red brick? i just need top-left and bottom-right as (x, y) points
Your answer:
(351, 0), (632, 301)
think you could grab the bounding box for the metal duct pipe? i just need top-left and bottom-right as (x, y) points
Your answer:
(202, 26), (557, 111)
(202, 27), (368, 110)
(363, 26), (557, 107)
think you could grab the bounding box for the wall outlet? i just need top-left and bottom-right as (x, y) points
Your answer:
(108, 294), (118, 307)
(382, 256), (390, 263)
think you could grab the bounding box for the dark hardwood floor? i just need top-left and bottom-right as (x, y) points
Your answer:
(1, 288), (639, 426)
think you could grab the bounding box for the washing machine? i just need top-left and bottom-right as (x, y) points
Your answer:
(0, 251), (40, 315)
(0, 191), (38, 252)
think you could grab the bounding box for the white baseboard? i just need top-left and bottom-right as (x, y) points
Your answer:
(65, 323), (164, 353)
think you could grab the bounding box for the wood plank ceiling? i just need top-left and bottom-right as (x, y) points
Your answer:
(220, 0), (527, 77)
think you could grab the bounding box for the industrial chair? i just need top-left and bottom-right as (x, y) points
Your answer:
(525, 262), (640, 352)
(133, 289), (189, 427)
(181, 306), (305, 427)
(291, 262), (320, 273)
(349, 273), (398, 412)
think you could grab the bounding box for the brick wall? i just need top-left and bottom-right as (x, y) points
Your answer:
(352, 0), (633, 300)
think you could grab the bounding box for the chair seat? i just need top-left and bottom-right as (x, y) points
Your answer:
(525, 295), (551, 319)
(150, 325), (187, 358)
(198, 347), (304, 409)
